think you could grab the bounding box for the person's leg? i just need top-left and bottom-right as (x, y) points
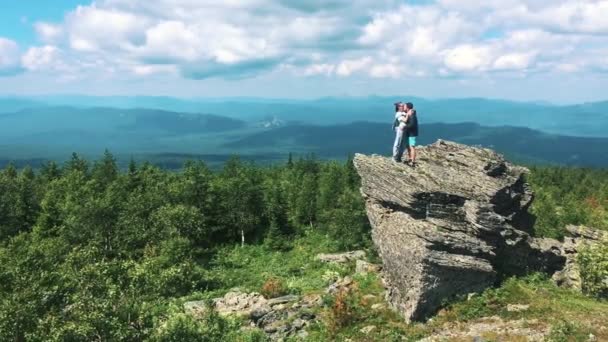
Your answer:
(392, 128), (404, 162)
(408, 137), (417, 166)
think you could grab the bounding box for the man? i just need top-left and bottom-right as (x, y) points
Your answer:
(404, 102), (418, 167)
(392, 102), (408, 162)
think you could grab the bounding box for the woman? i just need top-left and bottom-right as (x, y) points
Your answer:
(392, 102), (408, 162)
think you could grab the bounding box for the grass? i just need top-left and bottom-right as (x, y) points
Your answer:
(183, 230), (352, 302)
(179, 233), (608, 341)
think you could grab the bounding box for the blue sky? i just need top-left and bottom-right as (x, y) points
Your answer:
(1, 0), (608, 103)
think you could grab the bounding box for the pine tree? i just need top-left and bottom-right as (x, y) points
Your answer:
(92, 150), (118, 189)
(264, 178), (290, 249)
(296, 173), (318, 228)
(65, 152), (88, 174)
(40, 161), (61, 182)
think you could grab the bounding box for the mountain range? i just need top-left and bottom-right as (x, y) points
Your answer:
(0, 96), (606, 168)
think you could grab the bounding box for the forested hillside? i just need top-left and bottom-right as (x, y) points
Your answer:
(0, 152), (369, 340)
(0, 153), (606, 340)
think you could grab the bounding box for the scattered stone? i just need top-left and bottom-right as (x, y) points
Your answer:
(251, 306), (271, 321)
(299, 311), (316, 321)
(268, 295), (299, 306)
(297, 330), (309, 339)
(371, 303), (385, 311)
(301, 294), (323, 307)
(356, 259), (381, 274)
(292, 318), (306, 330)
(467, 293), (477, 301)
(326, 276), (355, 294)
(418, 316), (548, 341)
(360, 325), (377, 334)
(213, 290), (269, 317)
(552, 225), (608, 290)
(353, 141), (601, 322)
(316, 250), (366, 263)
(186, 290), (321, 341)
(506, 304), (530, 312)
(183, 300), (209, 318)
(363, 294), (377, 301)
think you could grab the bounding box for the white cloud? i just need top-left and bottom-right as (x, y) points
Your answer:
(369, 63), (402, 78)
(303, 63), (335, 76)
(336, 57), (372, 76)
(21, 46), (63, 72)
(0, 38), (21, 75)
(444, 45), (493, 72)
(13, 0), (608, 83)
(493, 53), (535, 70)
(34, 23), (63, 44)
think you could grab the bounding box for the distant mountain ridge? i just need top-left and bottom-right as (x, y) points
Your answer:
(224, 122), (608, 167)
(1, 96), (606, 137)
(0, 102), (606, 168)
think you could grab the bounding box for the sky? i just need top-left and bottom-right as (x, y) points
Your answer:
(1, 0), (608, 103)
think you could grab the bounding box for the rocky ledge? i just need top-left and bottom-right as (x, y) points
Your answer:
(354, 140), (604, 322)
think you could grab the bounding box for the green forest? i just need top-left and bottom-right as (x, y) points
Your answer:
(0, 153), (607, 341)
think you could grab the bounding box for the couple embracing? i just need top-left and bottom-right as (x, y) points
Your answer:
(392, 102), (418, 167)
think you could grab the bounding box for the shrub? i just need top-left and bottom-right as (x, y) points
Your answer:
(327, 285), (363, 335)
(578, 240), (608, 299)
(151, 311), (238, 342)
(547, 321), (592, 342)
(260, 277), (287, 299)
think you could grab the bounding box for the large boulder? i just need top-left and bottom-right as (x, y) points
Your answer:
(552, 225), (608, 290)
(353, 140), (567, 322)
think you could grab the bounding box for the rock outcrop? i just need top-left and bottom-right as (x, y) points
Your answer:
(552, 225), (608, 290)
(184, 290), (320, 341)
(315, 250), (366, 263)
(354, 140), (570, 322)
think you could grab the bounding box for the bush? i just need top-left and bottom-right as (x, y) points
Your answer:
(260, 277), (287, 299)
(578, 240), (608, 299)
(548, 321), (592, 342)
(151, 311), (238, 342)
(327, 285), (363, 335)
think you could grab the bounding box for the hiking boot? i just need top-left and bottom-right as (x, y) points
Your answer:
(392, 158), (401, 163)
(410, 161), (417, 168)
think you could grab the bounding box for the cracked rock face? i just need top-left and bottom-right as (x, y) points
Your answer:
(354, 140), (566, 322)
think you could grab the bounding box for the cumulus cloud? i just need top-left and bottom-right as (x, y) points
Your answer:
(0, 38), (23, 76)
(14, 0), (608, 81)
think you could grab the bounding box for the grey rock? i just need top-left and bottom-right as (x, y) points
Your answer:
(326, 276), (355, 294)
(183, 300), (209, 318)
(356, 259), (381, 274)
(360, 325), (377, 334)
(301, 294), (322, 307)
(419, 316), (548, 341)
(299, 311), (316, 320)
(371, 303), (385, 311)
(506, 304), (530, 312)
(354, 141), (570, 322)
(363, 294), (377, 301)
(316, 250), (366, 263)
(292, 318), (306, 330)
(212, 290), (269, 317)
(267, 295), (299, 306)
(257, 310), (287, 328)
(552, 225), (608, 290)
(297, 330), (309, 339)
(251, 306), (271, 321)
